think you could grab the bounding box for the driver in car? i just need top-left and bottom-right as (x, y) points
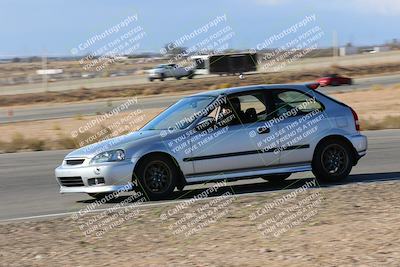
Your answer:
(217, 97), (245, 126)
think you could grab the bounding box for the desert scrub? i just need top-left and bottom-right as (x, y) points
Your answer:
(25, 139), (46, 151)
(0, 133), (46, 153)
(361, 115), (400, 130)
(57, 135), (78, 149)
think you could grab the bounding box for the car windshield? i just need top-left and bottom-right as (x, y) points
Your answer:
(156, 64), (167, 68)
(142, 96), (216, 131)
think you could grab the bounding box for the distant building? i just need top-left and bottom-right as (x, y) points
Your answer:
(339, 46), (358, 56)
(36, 69), (63, 75)
(373, 46), (390, 53)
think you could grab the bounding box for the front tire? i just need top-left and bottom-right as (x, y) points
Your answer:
(312, 139), (353, 183)
(135, 155), (177, 200)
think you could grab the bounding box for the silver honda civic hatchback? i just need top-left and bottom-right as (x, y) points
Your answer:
(55, 83), (367, 200)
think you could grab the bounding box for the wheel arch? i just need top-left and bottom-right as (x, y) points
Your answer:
(132, 151), (186, 188)
(313, 135), (358, 165)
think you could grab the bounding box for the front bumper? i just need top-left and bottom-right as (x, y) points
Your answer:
(55, 159), (137, 194)
(60, 184), (134, 194)
(148, 72), (163, 78)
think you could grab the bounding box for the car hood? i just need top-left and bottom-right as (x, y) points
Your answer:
(65, 130), (161, 159)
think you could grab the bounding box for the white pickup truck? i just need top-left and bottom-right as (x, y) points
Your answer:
(147, 64), (195, 81)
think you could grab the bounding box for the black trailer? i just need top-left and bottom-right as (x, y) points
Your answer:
(209, 53), (257, 75)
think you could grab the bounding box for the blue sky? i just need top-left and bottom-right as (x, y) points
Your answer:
(1, 0), (399, 57)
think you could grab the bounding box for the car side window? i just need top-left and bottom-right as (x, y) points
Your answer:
(217, 92), (268, 126)
(273, 90), (323, 117)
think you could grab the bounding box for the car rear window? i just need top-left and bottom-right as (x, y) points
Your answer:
(273, 90), (323, 116)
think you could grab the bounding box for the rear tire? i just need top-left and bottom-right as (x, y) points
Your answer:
(135, 155), (177, 200)
(312, 139), (353, 183)
(160, 74), (165, 81)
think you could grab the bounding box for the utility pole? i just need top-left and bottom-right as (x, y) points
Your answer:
(333, 30), (339, 61)
(42, 50), (48, 91)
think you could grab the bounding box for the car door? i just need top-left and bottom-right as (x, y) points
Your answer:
(163, 65), (172, 77)
(175, 66), (186, 77)
(187, 90), (281, 175)
(169, 64), (181, 77)
(271, 88), (329, 165)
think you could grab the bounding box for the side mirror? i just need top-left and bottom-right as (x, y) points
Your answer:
(195, 117), (215, 132)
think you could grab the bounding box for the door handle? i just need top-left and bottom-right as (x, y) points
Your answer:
(257, 126), (270, 134)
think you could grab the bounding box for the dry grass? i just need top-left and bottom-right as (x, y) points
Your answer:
(0, 125), (122, 153)
(25, 139), (46, 151)
(334, 84), (400, 121)
(209, 83), (232, 90)
(52, 124), (61, 131)
(361, 115), (400, 130)
(371, 84), (384, 91)
(0, 132), (47, 153)
(142, 87), (161, 95)
(0, 109), (160, 153)
(56, 135), (78, 149)
(392, 83), (400, 90)
(74, 114), (84, 120)
(1, 85), (400, 153)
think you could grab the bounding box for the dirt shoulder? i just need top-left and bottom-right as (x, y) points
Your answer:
(1, 181), (399, 266)
(335, 85), (400, 119)
(1, 85), (400, 153)
(2, 62), (400, 107)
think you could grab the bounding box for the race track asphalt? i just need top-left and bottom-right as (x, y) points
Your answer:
(0, 129), (399, 222)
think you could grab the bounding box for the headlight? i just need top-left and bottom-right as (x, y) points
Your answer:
(90, 149), (125, 164)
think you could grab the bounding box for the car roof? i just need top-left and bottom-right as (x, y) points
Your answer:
(190, 83), (309, 97)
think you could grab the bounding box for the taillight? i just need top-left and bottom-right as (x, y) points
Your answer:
(350, 107), (360, 131)
(307, 83), (320, 90)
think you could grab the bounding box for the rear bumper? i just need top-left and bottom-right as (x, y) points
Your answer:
(347, 133), (368, 163)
